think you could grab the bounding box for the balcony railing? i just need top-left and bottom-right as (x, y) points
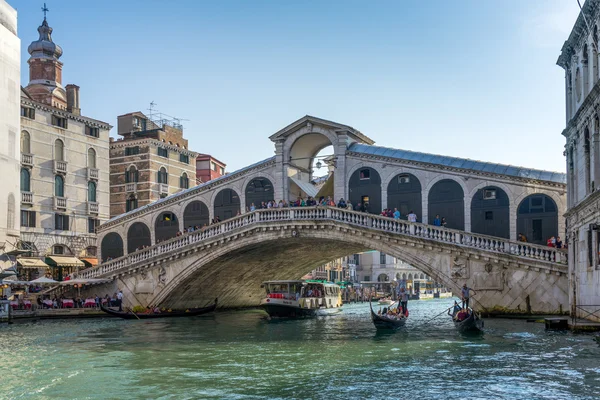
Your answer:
(53, 160), (68, 174)
(21, 153), (34, 167)
(125, 182), (137, 193)
(88, 201), (99, 214)
(87, 167), (99, 180)
(159, 183), (169, 195)
(53, 196), (67, 210)
(21, 191), (33, 205)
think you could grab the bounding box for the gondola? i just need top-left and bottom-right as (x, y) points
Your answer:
(100, 299), (217, 320)
(369, 299), (406, 330)
(452, 308), (484, 333)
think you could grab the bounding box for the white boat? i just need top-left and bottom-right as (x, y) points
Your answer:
(260, 280), (343, 318)
(378, 299), (394, 306)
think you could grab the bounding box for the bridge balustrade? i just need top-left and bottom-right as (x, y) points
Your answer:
(80, 207), (567, 280)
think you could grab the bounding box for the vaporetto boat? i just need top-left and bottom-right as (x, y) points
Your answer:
(260, 280), (343, 318)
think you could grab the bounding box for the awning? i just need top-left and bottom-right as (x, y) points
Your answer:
(17, 258), (50, 269)
(289, 177), (318, 198)
(80, 257), (98, 268)
(45, 256), (85, 268)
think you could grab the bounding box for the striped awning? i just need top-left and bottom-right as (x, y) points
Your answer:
(17, 258), (50, 269)
(45, 256), (85, 268)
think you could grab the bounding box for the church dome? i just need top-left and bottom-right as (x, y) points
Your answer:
(27, 19), (62, 59)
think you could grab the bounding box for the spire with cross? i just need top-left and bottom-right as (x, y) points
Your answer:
(42, 3), (49, 21)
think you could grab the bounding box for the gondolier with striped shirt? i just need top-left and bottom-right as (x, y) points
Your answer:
(461, 284), (476, 309)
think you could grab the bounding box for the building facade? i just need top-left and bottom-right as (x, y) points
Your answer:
(18, 15), (111, 278)
(558, 0), (600, 321)
(196, 154), (226, 184)
(109, 112), (198, 218)
(0, 0), (20, 254)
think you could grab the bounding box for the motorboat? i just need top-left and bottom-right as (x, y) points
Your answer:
(260, 280), (343, 318)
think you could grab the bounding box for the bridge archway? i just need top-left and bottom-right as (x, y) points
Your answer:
(245, 177), (274, 209)
(348, 167), (382, 214)
(183, 201), (210, 229)
(387, 173), (422, 219)
(471, 186), (510, 239)
(155, 212), (179, 243)
(517, 194), (558, 245)
(100, 232), (123, 262)
(127, 222), (151, 253)
(428, 179), (465, 230)
(214, 189), (240, 221)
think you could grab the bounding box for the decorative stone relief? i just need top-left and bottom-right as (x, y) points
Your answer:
(450, 257), (469, 280)
(158, 266), (168, 286)
(473, 263), (505, 291)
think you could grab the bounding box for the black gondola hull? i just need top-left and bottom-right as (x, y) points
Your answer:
(453, 310), (484, 332)
(100, 301), (217, 320)
(369, 301), (406, 329)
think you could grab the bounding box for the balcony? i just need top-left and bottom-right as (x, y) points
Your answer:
(87, 167), (99, 180)
(159, 183), (169, 195)
(125, 182), (137, 193)
(53, 160), (68, 174)
(21, 153), (34, 167)
(21, 191), (33, 205)
(87, 201), (99, 214)
(53, 196), (67, 210)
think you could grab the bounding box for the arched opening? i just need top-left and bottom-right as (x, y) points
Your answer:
(20, 168), (30, 192)
(54, 139), (64, 161)
(21, 131), (30, 154)
(101, 232), (124, 261)
(155, 212), (179, 242)
(88, 181), (97, 202)
(245, 177), (274, 209)
(583, 44), (590, 97)
(288, 133), (335, 201)
(54, 175), (64, 197)
(585, 127), (591, 194)
(214, 189), (240, 221)
(126, 165), (138, 183)
(470, 186), (510, 238)
(517, 194), (558, 245)
(127, 222), (151, 253)
(183, 201), (210, 229)
(428, 179), (464, 230)
(387, 173), (422, 219)
(87, 148), (96, 169)
(348, 167), (382, 214)
(402, 273), (407, 280)
(157, 167), (168, 184)
(126, 195), (138, 212)
(377, 273), (389, 282)
(180, 172), (189, 189)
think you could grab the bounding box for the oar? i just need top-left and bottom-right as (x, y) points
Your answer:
(127, 307), (141, 320)
(421, 306), (455, 324)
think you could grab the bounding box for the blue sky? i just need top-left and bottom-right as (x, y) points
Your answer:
(12, 0), (580, 173)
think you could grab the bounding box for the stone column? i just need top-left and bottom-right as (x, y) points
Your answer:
(463, 195), (471, 232)
(334, 134), (349, 201)
(421, 189), (428, 224)
(509, 203), (517, 241)
(273, 141), (285, 203)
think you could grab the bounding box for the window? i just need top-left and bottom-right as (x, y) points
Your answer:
(380, 252), (386, 265)
(126, 166), (138, 183)
(88, 181), (97, 202)
(483, 189), (496, 200)
(88, 148), (96, 168)
(353, 254), (360, 265)
(588, 229), (593, 268)
(532, 219), (542, 242)
(20, 210), (36, 228)
(55, 214), (69, 231)
(7, 194), (14, 230)
(51, 115), (68, 129)
(364, 276), (370, 282)
(220, 167), (225, 175)
(398, 174), (410, 184)
(179, 154), (189, 164)
(180, 173), (189, 189)
(85, 126), (99, 138)
(54, 139), (64, 161)
(20, 168), (30, 192)
(158, 147), (168, 158)
(211, 162), (217, 171)
(126, 195), (138, 212)
(157, 167), (168, 184)
(359, 169), (370, 180)
(54, 175), (64, 197)
(21, 131), (31, 153)
(485, 211), (493, 220)
(88, 218), (100, 233)
(85, 246), (97, 257)
(20, 106), (35, 119)
(53, 245), (64, 255)
(125, 146), (140, 156)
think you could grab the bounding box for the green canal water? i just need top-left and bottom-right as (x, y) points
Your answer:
(1, 299), (599, 400)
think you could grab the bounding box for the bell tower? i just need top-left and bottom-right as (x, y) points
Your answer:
(24, 4), (67, 110)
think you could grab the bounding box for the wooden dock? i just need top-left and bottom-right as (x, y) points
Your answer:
(544, 317), (600, 332)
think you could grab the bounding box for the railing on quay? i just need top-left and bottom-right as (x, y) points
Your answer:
(78, 207), (568, 280)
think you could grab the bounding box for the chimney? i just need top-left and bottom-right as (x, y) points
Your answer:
(65, 84), (80, 115)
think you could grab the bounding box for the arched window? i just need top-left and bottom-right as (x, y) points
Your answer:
(101, 233), (124, 261)
(126, 165), (138, 183)
(348, 167), (382, 214)
(88, 181), (97, 202)
(7, 194), (15, 230)
(21, 131), (31, 154)
(127, 222), (151, 253)
(20, 168), (30, 192)
(54, 175), (64, 197)
(585, 127), (591, 194)
(126, 195), (138, 212)
(213, 188), (240, 221)
(517, 194), (558, 245)
(387, 173), (422, 219)
(184, 201), (210, 228)
(245, 177), (274, 208)
(88, 148), (96, 168)
(180, 172), (189, 189)
(54, 139), (64, 161)
(470, 186), (510, 239)
(428, 179), (465, 230)
(157, 167), (168, 184)
(155, 211), (179, 242)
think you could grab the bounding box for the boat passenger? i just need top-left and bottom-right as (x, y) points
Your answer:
(448, 301), (462, 317)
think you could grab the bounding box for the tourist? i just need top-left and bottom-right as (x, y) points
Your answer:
(547, 236), (556, 247)
(517, 233), (525, 242)
(441, 217), (447, 227)
(448, 300), (462, 317)
(346, 201), (353, 210)
(393, 208), (400, 219)
(433, 214), (441, 226)
(250, 203), (256, 212)
(117, 290), (123, 311)
(556, 236), (563, 249)
(461, 284), (476, 309)
(337, 198), (347, 208)
(407, 210), (417, 223)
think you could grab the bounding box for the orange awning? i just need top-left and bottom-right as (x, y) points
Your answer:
(80, 257), (98, 267)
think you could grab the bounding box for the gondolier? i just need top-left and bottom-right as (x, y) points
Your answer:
(116, 290), (123, 311)
(399, 287), (408, 313)
(461, 284), (476, 309)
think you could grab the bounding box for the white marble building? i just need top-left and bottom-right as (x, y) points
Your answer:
(557, 0), (600, 321)
(0, 0), (20, 254)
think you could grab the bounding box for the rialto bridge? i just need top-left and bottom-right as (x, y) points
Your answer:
(82, 116), (569, 313)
